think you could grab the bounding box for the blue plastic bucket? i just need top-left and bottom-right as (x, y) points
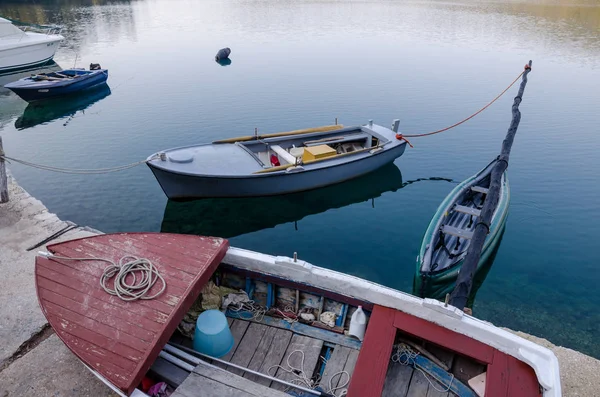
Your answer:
(193, 310), (234, 358)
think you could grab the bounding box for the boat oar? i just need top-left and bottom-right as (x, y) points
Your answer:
(213, 125), (344, 144)
(165, 343), (337, 397)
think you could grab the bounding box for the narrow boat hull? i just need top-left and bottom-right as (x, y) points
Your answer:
(5, 70), (109, 101)
(148, 141), (406, 199)
(415, 160), (511, 299)
(414, 221), (507, 299)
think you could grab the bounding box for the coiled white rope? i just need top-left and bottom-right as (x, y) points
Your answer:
(391, 344), (454, 393)
(44, 254), (166, 301)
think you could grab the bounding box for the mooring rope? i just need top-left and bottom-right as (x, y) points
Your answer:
(43, 253), (166, 301)
(0, 154), (158, 174)
(396, 65), (532, 145)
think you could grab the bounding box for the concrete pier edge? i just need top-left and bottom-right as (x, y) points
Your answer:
(0, 173), (598, 396)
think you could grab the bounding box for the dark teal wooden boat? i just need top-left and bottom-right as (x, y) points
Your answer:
(415, 159), (510, 299)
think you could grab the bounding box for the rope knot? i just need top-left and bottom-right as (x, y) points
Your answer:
(395, 134), (414, 148)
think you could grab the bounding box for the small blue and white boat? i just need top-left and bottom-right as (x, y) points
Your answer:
(3, 66), (108, 101)
(147, 120), (408, 199)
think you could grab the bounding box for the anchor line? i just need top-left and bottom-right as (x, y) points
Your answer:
(395, 65), (532, 144)
(0, 154), (157, 174)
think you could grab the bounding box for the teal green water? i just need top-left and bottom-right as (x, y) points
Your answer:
(1, 0), (599, 358)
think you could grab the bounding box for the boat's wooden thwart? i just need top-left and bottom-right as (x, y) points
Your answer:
(34, 233), (229, 396)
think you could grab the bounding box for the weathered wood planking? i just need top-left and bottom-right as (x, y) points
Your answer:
(320, 345), (352, 392)
(348, 305), (397, 397)
(226, 311), (361, 349)
(227, 322), (268, 376)
(36, 233), (229, 395)
(382, 360), (414, 397)
(215, 320), (250, 369)
(244, 327), (292, 386)
(192, 361), (288, 397)
(343, 348), (360, 379)
(271, 334), (324, 391)
(406, 370), (431, 397)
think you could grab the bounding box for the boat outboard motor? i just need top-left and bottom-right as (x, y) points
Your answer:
(89, 63), (102, 70)
(215, 48), (231, 61)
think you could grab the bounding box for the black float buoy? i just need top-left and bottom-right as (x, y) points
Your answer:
(215, 47), (231, 61)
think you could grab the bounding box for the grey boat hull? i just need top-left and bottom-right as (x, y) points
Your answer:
(148, 143), (406, 199)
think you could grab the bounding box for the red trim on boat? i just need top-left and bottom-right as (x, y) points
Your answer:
(35, 233), (229, 396)
(393, 310), (494, 364)
(486, 351), (542, 397)
(346, 305), (396, 397)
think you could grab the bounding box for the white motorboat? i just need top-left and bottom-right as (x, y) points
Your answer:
(0, 17), (63, 74)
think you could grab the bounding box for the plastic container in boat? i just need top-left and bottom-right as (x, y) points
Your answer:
(193, 310), (234, 357)
(348, 306), (367, 341)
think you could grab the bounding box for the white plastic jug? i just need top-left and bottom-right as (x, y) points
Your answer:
(348, 306), (367, 341)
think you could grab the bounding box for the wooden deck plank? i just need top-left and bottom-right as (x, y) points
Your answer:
(107, 234), (221, 277)
(382, 360), (413, 397)
(39, 287), (155, 344)
(37, 276), (166, 331)
(393, 311), (494, 364)
(347, 305), (397, 397)
(57, 328), (137, 374)
(228, 322), (268, 376)
(43, 299), (149, 354)
(72, 238), (195, 286)
(343, 348), (360, 378)
(215, 320), (250, 368)
(271, 334), (324, 391)
(43, 254), (183, 307)
(38, 233), (229, 395)
(406, 369), (431, 397)
(37, 258), (175, 315)
(244, 327), (292, 385)
(193, 360), (288, 397)
(47, 313), (143, 364)
(320, 345), (351, 392)
(172, 371), (255, 397)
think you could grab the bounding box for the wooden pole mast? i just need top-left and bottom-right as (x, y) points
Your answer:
(449, 61), (533, 310)
(0, 136), (8, 203)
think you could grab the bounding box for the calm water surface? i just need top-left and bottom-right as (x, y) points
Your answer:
(1, 0), (599, 358)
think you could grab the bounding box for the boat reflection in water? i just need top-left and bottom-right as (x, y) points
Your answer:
(161, 163), (404, 238)
(14, 83), (111, 130)
(216, 58), (232, 66)
(413, 227), (506, 308)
